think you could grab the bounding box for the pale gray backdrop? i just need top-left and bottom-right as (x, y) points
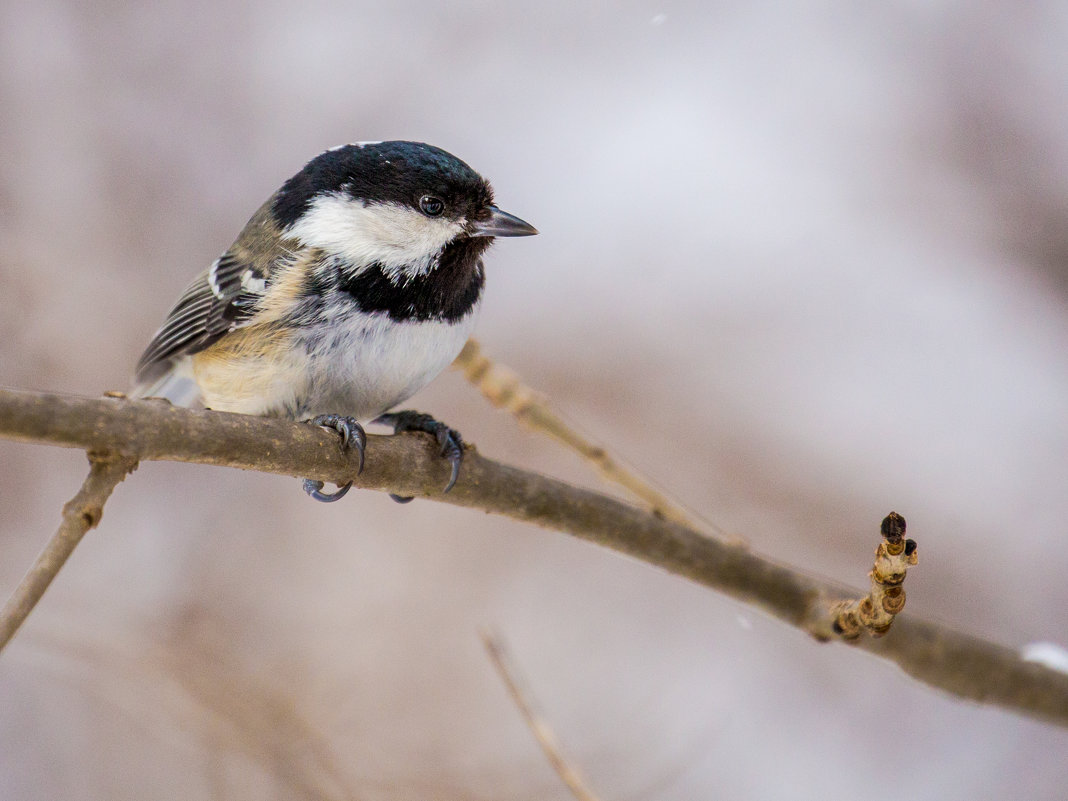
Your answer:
(2, 2), (1067, 799)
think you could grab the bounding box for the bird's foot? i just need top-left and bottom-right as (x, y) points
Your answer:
(302, 414), (366, 503)
(374, 411), (464, 503)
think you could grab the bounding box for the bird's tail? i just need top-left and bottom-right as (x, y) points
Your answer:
(128, 358), (203, 408)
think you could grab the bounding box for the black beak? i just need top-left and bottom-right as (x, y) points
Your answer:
(468, 205), (538, 238)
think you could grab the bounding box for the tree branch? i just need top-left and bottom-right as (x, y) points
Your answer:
(0, 449), (138, 652)
(1, 387), (1067, 727)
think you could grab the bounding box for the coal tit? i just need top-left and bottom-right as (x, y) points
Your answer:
(132, 141), (537, 501)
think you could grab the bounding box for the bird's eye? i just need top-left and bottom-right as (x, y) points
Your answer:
(419, 195), (445, 217)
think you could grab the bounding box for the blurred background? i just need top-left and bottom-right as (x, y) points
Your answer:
(2, 1), (1068, 798)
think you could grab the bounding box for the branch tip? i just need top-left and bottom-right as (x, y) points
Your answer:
(831, 512), (918, 640)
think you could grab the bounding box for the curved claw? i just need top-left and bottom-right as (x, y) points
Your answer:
(374, 410), (464, 495)
(303, 479), (353, 503)
(301, 414), (366, 503)
(389, 493), (415, 504)
(310, 414), (366, 474)
(441, 441), (462, 494)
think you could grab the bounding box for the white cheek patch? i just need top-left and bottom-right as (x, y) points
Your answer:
(283, 194), (462, 280)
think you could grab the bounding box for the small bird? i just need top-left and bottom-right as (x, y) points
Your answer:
(132, 141), (537, 501)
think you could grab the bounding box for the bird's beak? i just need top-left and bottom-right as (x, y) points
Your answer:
(468, 205), (538, 238)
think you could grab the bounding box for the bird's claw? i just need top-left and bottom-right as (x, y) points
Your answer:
(310, 414), (367, 473)
(374, 411), (465, 503)
(302, 414), (366, 503)
(303, 478), (353, 502)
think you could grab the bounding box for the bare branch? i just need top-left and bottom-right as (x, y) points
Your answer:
(0, 450), (138, 653)
(482, 630), (603, 801)
(1, 387), (1067, 728)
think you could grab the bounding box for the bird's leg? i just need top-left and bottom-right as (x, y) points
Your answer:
(373, 411), (465, 503)
(302, 414), (366, 502)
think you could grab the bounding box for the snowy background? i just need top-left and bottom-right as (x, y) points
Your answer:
(2, 1), (1068, 798)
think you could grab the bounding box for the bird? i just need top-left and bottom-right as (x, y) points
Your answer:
(131, 140), (537, 502)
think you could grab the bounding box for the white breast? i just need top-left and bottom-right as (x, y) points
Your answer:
(295, 306), (479, 421)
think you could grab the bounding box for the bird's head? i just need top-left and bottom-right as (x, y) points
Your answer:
(272, 141), (537, 281)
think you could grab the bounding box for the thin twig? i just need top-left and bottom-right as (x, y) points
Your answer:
(0, 450), (138, 653)
(481, 629), (603, 801)
(1, 387), (1067, 728)
(453, 340), (712, 533)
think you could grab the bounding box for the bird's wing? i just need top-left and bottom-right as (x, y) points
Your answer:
(133, 252), (268, 387)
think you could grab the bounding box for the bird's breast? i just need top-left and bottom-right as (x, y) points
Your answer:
(292, 303), (480, 420)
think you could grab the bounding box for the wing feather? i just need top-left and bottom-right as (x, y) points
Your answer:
(134, 252), (266, 386)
